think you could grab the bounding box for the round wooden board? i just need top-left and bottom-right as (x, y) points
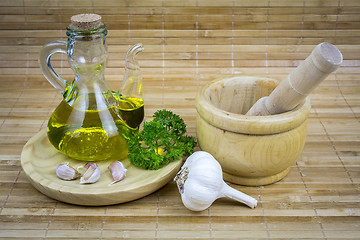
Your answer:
(20, 129), (183, 206)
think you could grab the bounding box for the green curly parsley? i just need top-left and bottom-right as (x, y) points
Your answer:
(127, 109), (197, 170)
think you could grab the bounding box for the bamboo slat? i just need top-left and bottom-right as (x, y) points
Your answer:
(0, 0), (359, 239)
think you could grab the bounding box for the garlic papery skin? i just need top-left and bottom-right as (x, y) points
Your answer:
(56, 163), (80, 181)
(80, 162), (100, 184)
(108, 161), (127, 185)
(174, 151), (257, 211)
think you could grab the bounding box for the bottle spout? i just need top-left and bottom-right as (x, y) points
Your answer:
(119, 43), (144, 100)
(125, 43), (144, 71)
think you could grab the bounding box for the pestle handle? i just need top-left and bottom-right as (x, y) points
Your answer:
(246, 42), (343, 116)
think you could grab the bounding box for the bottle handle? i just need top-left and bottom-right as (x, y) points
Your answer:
(39, 41), (68, 93)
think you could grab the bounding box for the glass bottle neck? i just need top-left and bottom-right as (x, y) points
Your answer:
(66, 23), (108, 80)
(63, 23), (116, 109)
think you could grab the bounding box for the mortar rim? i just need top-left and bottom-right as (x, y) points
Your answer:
(195, 76), (311, 135)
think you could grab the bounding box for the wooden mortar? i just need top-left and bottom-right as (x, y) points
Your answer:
(196, 76), (311, 186)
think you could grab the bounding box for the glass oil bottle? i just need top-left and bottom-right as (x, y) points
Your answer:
(39, 14), (144, 161)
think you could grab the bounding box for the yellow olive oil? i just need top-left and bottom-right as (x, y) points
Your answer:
(47, 90), (145, 161)
(47, 97), (141, 162)
(117, 96), (144, 128)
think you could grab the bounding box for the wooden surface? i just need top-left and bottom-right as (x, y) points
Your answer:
(0, 0), (359, 239)
(21, 129), (182, 206)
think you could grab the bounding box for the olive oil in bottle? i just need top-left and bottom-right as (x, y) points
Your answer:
(117, 96), (144, 129)
(47, 95), (135, 162)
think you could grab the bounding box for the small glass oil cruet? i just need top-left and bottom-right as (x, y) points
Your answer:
(39, 14), (144, 161)
(117, 43), (145, 128)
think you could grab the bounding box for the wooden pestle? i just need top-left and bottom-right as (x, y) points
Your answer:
(246, 42), (343, 116)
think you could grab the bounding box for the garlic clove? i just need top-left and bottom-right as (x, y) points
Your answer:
(56, 163), (80, 181)
(108, 161), (127, 185)
(80, 162), (100, 184)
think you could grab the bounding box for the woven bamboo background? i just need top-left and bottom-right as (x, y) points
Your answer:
(0, 0), (359, 239)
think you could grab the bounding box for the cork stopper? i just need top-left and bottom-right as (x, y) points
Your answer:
(70, 14), (102, 31)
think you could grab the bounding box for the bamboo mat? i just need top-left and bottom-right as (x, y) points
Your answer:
(0, 0), (359, 239)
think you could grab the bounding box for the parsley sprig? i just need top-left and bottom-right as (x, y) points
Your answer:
(127, 109), (197, 170)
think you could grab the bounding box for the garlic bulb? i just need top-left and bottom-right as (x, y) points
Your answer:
(108, 161), (127, 185)
(80, 162), (101, 184)
(56, 163), (80, 180)
(174, 151), (257, 211)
